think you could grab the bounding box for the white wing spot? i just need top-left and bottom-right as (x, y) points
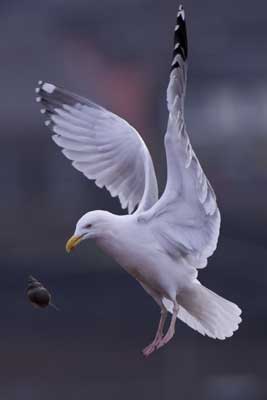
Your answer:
(175, 24), (180, 31)
(178, 10), (185, 20)
(35, 87), (40, 93)
(178, 5), (185, 20)
(36, 97), (41, 103)
(44, 120), (51, 126)
(42, 83), (56, 94)
(171, 55), (179, 65)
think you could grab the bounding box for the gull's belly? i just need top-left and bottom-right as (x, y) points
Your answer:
(97, 234), (191, 298)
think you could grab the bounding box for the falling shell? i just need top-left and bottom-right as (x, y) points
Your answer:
(26, 276), (58, 310)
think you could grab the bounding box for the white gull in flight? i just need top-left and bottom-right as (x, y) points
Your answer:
(35, 4), (241, 356)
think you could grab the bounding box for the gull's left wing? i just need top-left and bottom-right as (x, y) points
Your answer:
(141, 5), (221, 269)
(35, 82), (158, 214)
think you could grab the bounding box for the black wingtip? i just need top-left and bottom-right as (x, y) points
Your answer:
(170, 4), (188, 72)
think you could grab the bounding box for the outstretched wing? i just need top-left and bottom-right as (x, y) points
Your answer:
(36, 82), (158, 213)
(142, 5), (220, 269)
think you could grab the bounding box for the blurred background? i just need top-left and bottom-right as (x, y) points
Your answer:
(0, 0), (267, 398)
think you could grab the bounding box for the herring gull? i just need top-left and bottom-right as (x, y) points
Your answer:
(35, 4), (242, 356)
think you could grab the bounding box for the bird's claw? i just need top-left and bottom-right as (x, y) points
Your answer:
(142, 344), (156, 357)
(142, 337), (162, 357)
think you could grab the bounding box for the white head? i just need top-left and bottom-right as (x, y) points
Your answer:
(65, 210), (113, 252)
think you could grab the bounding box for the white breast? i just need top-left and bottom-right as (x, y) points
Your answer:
(96, 215), (194, 299)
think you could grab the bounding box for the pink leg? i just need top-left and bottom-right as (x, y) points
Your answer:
(142, 308), (168, 357)
(157, 301), (179, 349)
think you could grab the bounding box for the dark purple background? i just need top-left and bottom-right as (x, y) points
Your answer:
(1, 1), (266, 399)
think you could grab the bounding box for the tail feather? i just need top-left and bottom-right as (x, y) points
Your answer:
(163, 283), (242, 340)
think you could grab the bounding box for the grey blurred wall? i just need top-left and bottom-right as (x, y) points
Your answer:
(0, 1), (267, 399)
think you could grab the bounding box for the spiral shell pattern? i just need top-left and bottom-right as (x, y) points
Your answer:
(27, 276), (51, 308)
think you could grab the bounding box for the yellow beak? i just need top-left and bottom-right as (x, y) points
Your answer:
(65, 235), (83, 253)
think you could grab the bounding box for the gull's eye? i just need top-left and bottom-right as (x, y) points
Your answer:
(85, 223), (92, 229)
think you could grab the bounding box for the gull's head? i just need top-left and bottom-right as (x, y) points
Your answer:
(65, 210), (112, 253)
